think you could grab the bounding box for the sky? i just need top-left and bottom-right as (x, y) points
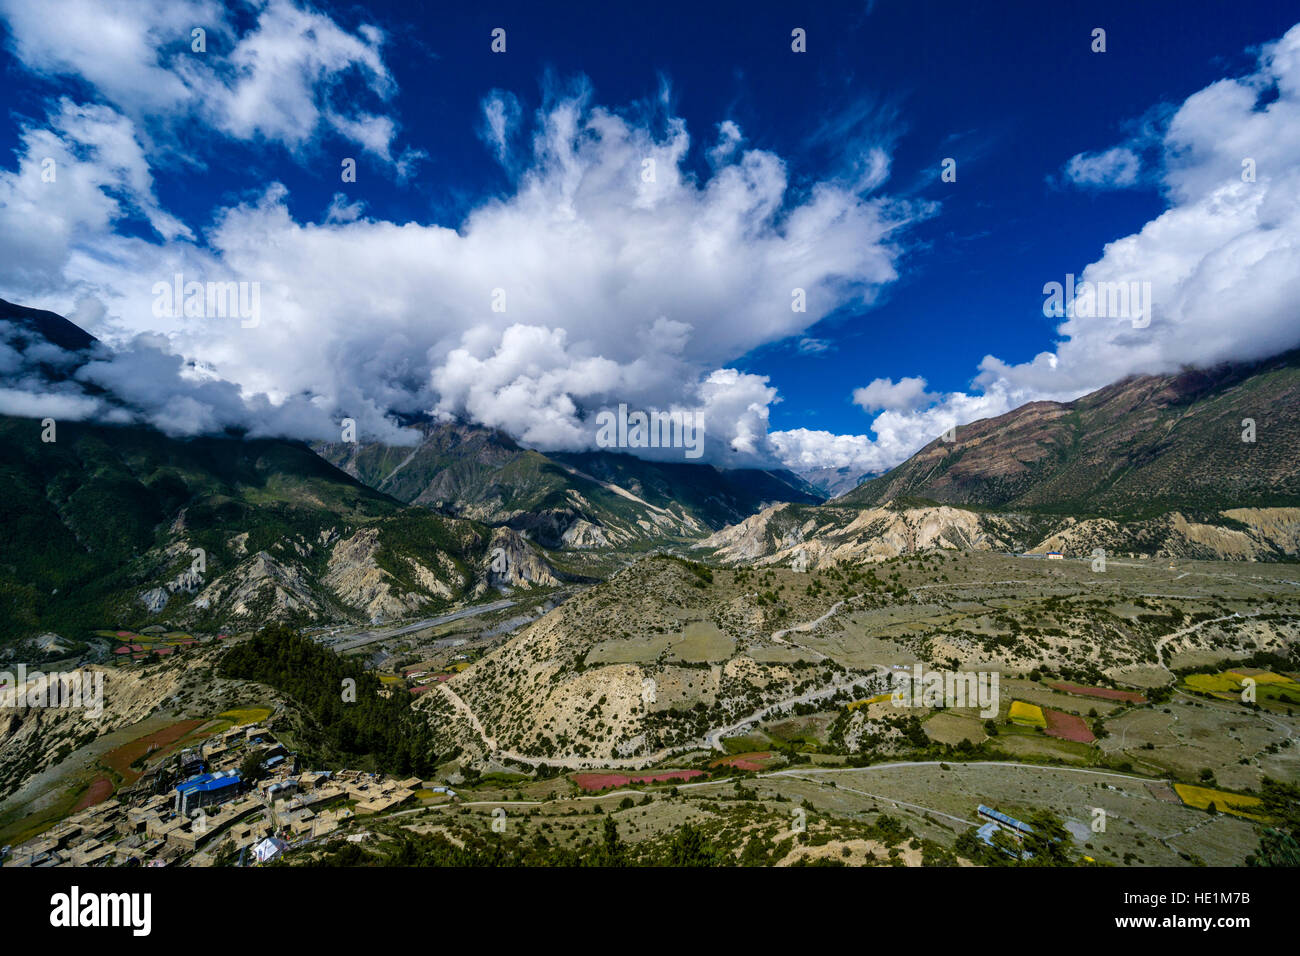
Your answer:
(1, 0), (1298, 475)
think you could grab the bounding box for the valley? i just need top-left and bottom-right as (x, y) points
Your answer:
(5, 543), (1296, 868)
(1, 305), (1298, 868)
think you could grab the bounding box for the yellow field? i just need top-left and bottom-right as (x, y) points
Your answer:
(1009, 700), (1047, 728)
(1173, 783), (1265, 820)
(1185, 673), (1245, 693)
(1184, 670), (1300, 706)
(217, 706), (272, 726)
(847, 693), (894, 711)
(1226, 670), (1295, 684)
(378, 675), (403, 684)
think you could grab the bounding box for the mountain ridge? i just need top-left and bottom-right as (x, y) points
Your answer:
(315, 422), (823, 549)
(837, 352), (1300, 516)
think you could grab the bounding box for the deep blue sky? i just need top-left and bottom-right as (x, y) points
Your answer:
(1, 0), (1294, 441)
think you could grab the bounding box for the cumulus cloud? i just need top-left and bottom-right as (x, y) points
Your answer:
(0, 76), (923, 463)
(851, 375), (934, 412)
(0, 99), (191, 292)
(814, 22), (1300, 478)
(0, 315), (411, 443)
(1004, 23), (1300, 392)
(0, 0), (402, 161)
(7, 8), (1296, 479)
(769, 429), (884, 473)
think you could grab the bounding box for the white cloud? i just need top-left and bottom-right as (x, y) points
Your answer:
(796, 337), (831, 354)
(480, 91), (523, 167)
(707, 119), (743, 167)
(0, 99), (191, 292)
(11, 13), (1296, 479)
(807, 23), (1300, 477)
(851, 375), (934, 412)
(211, 0), (395, 157)
(324, 192), (365, 224)
(769, 429), (883, 473)
(1063, 146), (1141, 189)
(0, 0), (401, 160)
(1000, 23), (1300, 393)
(0, 84), (923, 463)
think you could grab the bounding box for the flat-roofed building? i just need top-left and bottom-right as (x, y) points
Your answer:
(174, 770), (243, 816)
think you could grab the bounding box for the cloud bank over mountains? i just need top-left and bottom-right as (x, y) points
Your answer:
(0, 1), (1297, 475)
(810, 21), (1300, 474)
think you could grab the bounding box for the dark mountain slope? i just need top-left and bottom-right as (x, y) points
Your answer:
(839, 352), (1300, 516)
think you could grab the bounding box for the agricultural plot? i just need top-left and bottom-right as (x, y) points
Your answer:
(746, 644), (815, 663)
(763, 714), (836, 751)
(216, 706), (273, 727)
(571, 770), (705, 792)
(1009, 701), (1047, 728)
(923, 711), (988, 745)
(709, 752), (774, 771)
(100, 719), (209, 783)
(720, 733), (771, 754)
(1006, 681), (1125, 717)
(1043, 709), (1096, 743)
(585, 632), (676, 664)
(672, 621), (735, 662)
(1099, 695), (1299, 791)
(991, 730), (1096, 764)
(1183, 670), (1300, 709)
(585, 618), (734, 666)
(1172, 783), (1265, 820)
(738, 761), (1262, 866)
(1050, 682), (1146, 704)
(100, 629), (200, 661)
(847, 693), (893, 711)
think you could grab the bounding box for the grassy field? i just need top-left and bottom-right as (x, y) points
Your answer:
(216, 706), (273, 726)
(1183, 670), (1300, 709)
(672, 621), (734, 662)
(1172, 783), (1265, 820)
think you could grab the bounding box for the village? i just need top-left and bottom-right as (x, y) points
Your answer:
(1, 720), (435, 868)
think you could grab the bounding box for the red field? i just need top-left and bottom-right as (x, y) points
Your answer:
(572, 770), (705, 792)
(101, 719), (207, 783)
(1050, 682), (1146, 703)
(71, 775), (114, 813)
(1043, 709), (1096, 743)
(709, 752), (772, 771)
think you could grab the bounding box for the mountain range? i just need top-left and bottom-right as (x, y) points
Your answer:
(1, 299), (1298, 648)
(699, 353), (1300, 568)
(315, 423), (821, 549)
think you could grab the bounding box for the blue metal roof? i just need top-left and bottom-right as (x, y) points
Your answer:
(977, 804), (1034, 834)
(175, 770), (242, 796)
